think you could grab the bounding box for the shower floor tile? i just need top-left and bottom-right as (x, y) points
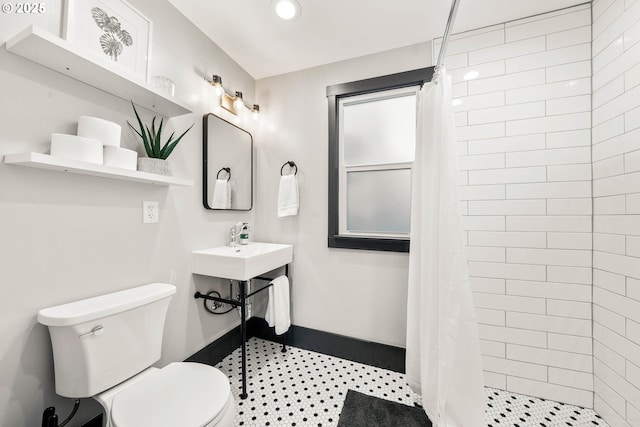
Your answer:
(216, 338), (606, 427)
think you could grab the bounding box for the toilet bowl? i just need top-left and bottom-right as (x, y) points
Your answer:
(37, 283), (236, 427)
(96, 363), (235, 427)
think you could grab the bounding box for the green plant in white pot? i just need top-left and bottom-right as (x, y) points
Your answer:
(127, 102), (193, 176)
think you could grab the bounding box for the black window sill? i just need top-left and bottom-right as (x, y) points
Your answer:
(328, 235), (409, 253)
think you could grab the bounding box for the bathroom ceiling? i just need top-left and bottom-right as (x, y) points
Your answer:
(168, 0), (588, 79)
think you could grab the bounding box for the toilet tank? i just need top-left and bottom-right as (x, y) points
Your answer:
(37, 283), (176, 398)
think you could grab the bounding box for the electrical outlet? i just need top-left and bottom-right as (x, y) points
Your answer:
(142, 201), (159, 224)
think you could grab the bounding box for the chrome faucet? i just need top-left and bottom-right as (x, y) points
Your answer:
(229, 222), (243, 247)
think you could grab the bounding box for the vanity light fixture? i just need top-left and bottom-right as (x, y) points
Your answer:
(273, 0), (300, 20)
(233, 91), (245, 111)
(207, 74), (260, 118)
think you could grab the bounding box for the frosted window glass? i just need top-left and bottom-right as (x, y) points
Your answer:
(343, 94), (416, 166)
(346, 169), (411, 234)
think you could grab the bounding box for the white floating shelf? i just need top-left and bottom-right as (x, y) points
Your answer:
(4, 152), (193, 187)
(6, 26), (193, 118)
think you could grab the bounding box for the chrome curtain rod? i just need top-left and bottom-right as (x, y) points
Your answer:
(433, 0), (461, 80)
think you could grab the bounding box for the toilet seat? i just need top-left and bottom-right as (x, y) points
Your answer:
(110, 362), (232, 427)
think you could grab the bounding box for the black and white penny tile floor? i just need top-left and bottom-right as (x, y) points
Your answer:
(484, 388), (606, 427)
(216, 338), (607, 427)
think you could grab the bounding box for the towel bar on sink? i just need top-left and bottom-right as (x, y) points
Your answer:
(193, 263), (289, 400)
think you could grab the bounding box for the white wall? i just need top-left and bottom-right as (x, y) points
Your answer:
(436, 5), (594, 407)
(0, 1), (256, 425)
(592, 0), (640, 425)
(254, 43), (432, 347)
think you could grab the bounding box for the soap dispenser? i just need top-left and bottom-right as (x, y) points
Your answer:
(240, 222), (250, 245)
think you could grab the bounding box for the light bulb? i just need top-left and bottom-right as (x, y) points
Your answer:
(234, 91), (245, 111)
(252, 105), (260, 120)
(210, 75), (224, 97)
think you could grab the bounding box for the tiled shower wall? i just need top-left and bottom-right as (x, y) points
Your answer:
(436, 4), (594, 407)
(591, 0), (640, 425)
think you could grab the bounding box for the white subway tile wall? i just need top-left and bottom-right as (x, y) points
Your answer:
(594, 0), (640, 403)
(435, 4), (596, 409)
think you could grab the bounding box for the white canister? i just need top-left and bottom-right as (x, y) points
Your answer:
(103, 146), (138, 170)
(77, 116), (121, 147)
(50, 134), (103, 164)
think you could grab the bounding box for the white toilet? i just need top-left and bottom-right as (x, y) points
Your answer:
(38, 283), (236, 427)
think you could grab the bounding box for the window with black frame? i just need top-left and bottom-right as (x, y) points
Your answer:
(327, 67), (433, 252)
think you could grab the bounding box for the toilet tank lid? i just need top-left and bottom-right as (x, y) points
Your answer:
(37, 283), (176, 327)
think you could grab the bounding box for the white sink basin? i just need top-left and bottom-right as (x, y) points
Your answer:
(192, 242), (293, 280)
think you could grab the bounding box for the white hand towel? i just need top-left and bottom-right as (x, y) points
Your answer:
(265, 275), (291, 335)
(278, 174), (299, 217)
(211, 179), (231, 209)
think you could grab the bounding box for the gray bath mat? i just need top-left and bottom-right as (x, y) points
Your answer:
(337, 389), (432, 427)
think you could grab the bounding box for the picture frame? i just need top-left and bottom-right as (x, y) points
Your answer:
(63, 0), (152, 83)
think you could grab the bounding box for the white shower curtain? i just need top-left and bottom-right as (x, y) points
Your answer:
(405, 67), (485, 427)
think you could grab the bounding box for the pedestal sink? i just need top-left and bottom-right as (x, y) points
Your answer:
(192, 242), (293, 280)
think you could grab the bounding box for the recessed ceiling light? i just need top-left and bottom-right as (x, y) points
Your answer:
(273, 0), (300, 20)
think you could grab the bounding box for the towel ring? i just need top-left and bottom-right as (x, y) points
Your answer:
(217, 167), (231, 181)
(280, 161), (297, 176)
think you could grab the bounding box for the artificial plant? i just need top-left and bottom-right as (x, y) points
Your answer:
(127, 101), (194, 160)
